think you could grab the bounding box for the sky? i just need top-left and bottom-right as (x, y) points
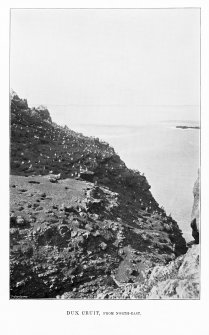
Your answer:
(10, 9), (200, 126)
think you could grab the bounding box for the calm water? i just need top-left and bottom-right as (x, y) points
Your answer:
(72, 122), (200, 241)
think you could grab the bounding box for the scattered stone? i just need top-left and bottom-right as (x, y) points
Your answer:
(93, 230), (100, 237)
(16, 216), (25, 225)
(71, 231), (78, 238)
(100, 242), (107, 250)
(49, 177), (58, 183)
(85, 224), (94, 232)
(10, 228), (18, 235)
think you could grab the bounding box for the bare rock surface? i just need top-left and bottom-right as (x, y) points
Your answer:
(145, 244), (199, 299)
(191, 172), (200, 243)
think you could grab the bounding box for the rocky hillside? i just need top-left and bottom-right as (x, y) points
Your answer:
(10, 91), (188, 299)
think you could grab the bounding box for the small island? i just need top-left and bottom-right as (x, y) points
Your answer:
(176, 125), (200, 130)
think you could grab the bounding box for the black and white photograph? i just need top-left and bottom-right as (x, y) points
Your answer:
(9, 8), (201, 301)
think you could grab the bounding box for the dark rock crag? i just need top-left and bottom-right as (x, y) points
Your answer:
(10, 91), (187, 299)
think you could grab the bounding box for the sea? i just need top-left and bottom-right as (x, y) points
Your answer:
(71, 121), (200, 242)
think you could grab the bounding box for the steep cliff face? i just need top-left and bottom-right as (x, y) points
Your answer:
(10, 92), (187, 299)
(191, 172), (200, 244)
(124, 173), (200, 300)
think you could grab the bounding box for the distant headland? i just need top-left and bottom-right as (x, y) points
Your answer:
(176, 125), (200, 130)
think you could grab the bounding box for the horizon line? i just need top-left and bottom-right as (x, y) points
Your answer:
(32, 104), (200, 108)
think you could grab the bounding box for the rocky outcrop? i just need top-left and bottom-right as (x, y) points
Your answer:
(11, 92), (52, 124)
(144, 244), (199, 299)
(31, 105), (52, 123)
(10, 91), (188, 299)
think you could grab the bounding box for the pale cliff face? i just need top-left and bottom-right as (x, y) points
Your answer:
(191, 171), (200, 244)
